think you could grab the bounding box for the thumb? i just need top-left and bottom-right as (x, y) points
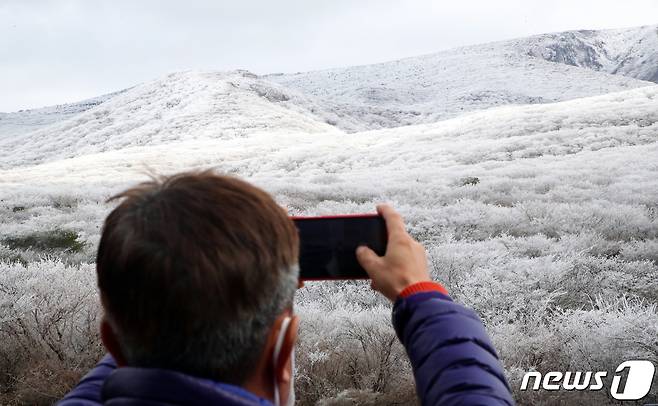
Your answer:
(356, 245), (384, 276)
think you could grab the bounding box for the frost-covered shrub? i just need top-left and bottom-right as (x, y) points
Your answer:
(499, 297), (658, 405)
(0, 259), (103, 405)
(295, 303), (414, 406)
(460, 176), (480, 186)
(316, 388), (417, 406)
(620, 238), (658, 264)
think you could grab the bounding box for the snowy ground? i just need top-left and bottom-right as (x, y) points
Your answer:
(1, 25), (658, 406)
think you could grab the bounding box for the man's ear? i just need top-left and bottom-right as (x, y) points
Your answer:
(100, 316), (127, 367)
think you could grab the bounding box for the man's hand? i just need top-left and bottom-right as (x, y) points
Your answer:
(356, 204), (432, 302)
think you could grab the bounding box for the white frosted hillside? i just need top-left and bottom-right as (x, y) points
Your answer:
(0, 71), (343, 170)
(268, 40), (652, 133)
(0, 91), (122, 139)
(517, 24), (658, 83)
(3, 86), (656, 195)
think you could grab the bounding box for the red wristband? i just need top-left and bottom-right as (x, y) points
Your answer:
(398, 281), (449, 298)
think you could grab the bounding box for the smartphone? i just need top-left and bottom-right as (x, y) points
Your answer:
(292, 214), (388, 280)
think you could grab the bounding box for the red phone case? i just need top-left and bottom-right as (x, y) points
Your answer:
(290, 213), (379, 220)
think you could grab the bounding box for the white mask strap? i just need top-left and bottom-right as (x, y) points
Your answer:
(273, 316), (292, 406)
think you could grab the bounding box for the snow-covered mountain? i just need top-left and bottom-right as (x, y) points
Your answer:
(516, 25), (658, 83)
(0, 91), (123, 139)
(268, 25), (657, 132)
(0, 71), (346, 170)
(1, 24), (655, 147)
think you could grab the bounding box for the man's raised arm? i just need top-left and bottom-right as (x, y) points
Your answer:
(356, 204), (514, 406)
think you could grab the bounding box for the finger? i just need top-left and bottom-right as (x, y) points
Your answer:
(356, 245), (385, 276)
(376, 204), (407, 236)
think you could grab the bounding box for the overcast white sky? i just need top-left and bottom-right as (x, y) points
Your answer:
(1, 0), (657, 112)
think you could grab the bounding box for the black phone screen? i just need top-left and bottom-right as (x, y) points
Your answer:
(293, 215), (387, 280)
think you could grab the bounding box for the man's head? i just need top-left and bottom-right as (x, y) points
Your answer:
(96, 169), (299, 400)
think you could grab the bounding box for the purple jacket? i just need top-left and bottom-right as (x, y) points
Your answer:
(59, 287), (513, 405)
(393, 285), (514, 405)
(58, 354), (271, 406)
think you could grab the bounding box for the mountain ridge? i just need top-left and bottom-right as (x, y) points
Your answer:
(1, 24), (656, 169)
(515, 24), (658, 82)
(0, 71), (343, 170)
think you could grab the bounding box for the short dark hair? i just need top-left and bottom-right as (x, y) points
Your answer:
(96, 169), (299, 384)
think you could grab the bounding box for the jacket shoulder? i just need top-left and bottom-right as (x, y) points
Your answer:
(58, 354), (117, 406)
